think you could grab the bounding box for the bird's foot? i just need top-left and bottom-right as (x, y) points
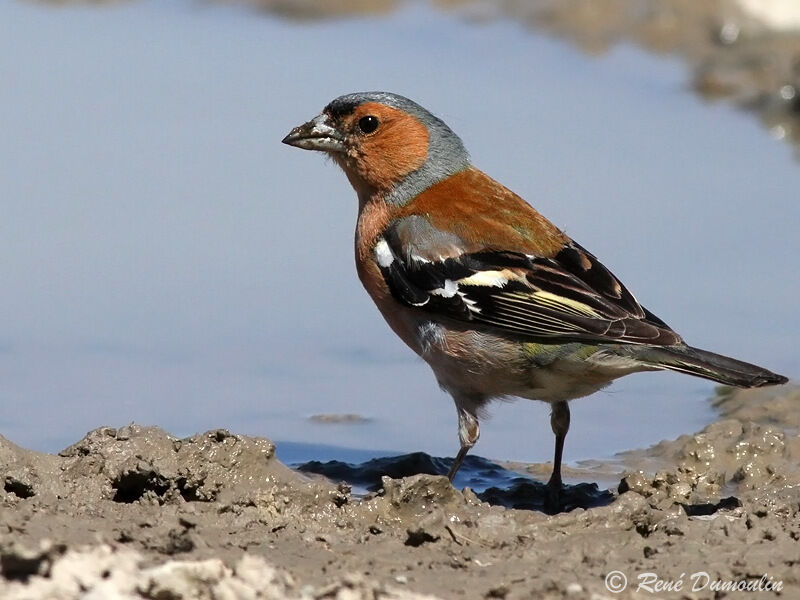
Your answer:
(545, 476), (563, 514)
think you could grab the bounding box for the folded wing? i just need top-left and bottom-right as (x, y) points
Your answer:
(375, 221), (682, 346)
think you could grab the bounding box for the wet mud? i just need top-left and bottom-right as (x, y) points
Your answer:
(2, 385), (799, 599)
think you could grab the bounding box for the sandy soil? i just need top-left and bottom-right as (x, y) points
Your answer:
(1, 385), (798, 599)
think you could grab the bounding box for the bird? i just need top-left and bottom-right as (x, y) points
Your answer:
(282, 91), (789, 508)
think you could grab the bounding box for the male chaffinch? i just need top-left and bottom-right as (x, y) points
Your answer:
(283, 91), (788, 507)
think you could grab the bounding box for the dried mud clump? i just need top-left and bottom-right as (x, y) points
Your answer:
(0, 544), (439, 600)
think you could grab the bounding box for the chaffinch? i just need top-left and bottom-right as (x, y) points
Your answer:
(283, 91), (788, 506)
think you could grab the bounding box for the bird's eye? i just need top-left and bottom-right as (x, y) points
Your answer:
(357, 115), (380, 134)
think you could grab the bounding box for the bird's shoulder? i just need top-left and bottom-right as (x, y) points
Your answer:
(396, 166), (568, 258)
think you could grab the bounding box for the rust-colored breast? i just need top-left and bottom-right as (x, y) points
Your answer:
(398, 167), (568, 257)
(355, 195), (396, 264)
(354, 194), (400, 304)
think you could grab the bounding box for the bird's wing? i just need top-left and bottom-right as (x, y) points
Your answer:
(375, 215), (682, 346)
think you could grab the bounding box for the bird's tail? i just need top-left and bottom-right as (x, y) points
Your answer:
(634, 344), (788, 388)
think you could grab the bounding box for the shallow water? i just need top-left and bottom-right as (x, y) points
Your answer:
(1, 1), (798, 473)
(295, 451), (615, 513)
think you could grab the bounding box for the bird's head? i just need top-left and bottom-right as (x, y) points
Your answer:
(282, 92), (470, 204)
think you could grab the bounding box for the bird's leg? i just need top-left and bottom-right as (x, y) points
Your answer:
(447, 406), (479, 481)
(546, 401), (571, 509)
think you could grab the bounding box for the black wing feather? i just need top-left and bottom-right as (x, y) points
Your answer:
(375, 234), (682, 346)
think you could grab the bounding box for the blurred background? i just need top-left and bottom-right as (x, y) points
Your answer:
(1, 0), (798, 469)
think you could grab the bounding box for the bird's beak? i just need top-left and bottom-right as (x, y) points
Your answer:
(282, 113), (346, 153)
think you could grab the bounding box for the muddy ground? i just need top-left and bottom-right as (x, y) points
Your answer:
(1, 385), (798, 599)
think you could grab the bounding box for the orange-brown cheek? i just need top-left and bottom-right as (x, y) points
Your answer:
(352, 106), (430, 190)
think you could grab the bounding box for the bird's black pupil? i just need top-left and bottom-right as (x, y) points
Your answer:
(358, 116), (379, 134)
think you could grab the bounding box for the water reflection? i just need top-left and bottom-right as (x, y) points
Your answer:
(295, 452), (615, 513)
(249, 0), (398, 21)
(22, 0), (800, 153)
(263, 0), (800, 156)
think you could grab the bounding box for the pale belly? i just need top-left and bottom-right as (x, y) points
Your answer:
(379, 302), (648, 404)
